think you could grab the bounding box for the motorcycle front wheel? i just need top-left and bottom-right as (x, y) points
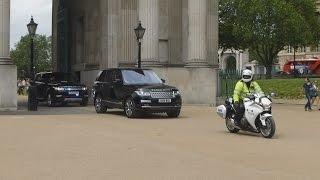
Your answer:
(260, 117), (276, 138)
(226, 117), (240, 133)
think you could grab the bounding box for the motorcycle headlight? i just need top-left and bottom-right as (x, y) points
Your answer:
(135, 89), (151, 97)
(54, 87), (64, 91)
(82, 87), (88, 91)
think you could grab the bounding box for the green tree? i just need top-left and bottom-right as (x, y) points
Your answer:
(219, 0), (320, 78)
(10, 35), (52, 78)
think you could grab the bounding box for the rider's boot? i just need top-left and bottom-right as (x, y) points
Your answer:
(233, 115), (241, 127)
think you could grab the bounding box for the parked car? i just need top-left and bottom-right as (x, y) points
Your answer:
(34, 72), (89, 106)
(92, 68), (182, 118)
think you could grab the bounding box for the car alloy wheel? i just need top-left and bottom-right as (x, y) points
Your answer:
(95, 95), (107, 114)
(125, 98), (138, 118)
(95, 97), (102, 111)
(125, 99), (134, 117)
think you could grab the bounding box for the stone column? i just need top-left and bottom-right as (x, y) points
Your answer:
(100, 0), (120, 69)
(0, 0), (17, 110)
(118, 0), (138, 67)
(207, 0), (219, 67)
(0, 0), (11, 64)
(186, 0), (208, 67)
(138, 0), (160, 66)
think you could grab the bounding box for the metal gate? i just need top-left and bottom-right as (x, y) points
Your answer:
(218, 70), (241, 98)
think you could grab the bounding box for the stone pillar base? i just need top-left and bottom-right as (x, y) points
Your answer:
(118, 62), (137, 68)
(0, 65), (17, 111)
(152, 67), (218, 105)
(0, 57), (13, 65)
(185, 60), (211, 68)
(141, 59), (162, 67)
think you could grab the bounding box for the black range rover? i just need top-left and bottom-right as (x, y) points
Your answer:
(35, 72), (89, 106)
(92, 68), (182, 118)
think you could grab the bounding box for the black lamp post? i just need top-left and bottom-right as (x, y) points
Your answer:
(134, 21), (146, 68)
(27, 16), (38, 80)
(27, 16), (38, 111)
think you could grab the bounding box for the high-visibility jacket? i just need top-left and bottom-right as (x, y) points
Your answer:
(233, 80), (263, 102)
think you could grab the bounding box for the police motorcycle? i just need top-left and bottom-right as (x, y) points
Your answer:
(217, 92), (276, 138)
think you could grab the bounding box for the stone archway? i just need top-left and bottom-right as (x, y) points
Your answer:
(1, 0), (220, 110)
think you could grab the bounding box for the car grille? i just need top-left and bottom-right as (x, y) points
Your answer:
(150, 92), (174, 99)
(63, 86), (83, 91)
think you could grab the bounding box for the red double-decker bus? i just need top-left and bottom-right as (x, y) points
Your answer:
(283, 58), (320, 75)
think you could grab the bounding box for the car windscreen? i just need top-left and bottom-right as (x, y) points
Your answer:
(45, 73), (78, 83)
(121, 70), (162, 85)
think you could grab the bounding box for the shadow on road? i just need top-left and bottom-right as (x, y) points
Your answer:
(217, 130), (281, 139)
(2, 96), (186, 120)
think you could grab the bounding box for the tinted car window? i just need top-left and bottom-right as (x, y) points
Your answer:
(35, 74), (42, 82)
(105, 70), (113, 83)
(97, 71), (106, 82)
(41, 73), (51, 83)
(98, 70), (113, 83)
(112, 70), (122, 82)
(122, 70), (162, 85)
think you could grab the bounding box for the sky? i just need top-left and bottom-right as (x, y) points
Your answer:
(10, 0), (52, 49)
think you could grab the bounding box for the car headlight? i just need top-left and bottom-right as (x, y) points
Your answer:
(54, 87), (64, 91)
(82, 87), (88, 91)
(135, 89), (151, 97)
(173, 90), (180, 97)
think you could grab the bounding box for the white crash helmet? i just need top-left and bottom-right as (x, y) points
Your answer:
(242, 69), (253, 83)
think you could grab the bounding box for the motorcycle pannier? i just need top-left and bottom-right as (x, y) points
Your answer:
(217, 105), (227, 119)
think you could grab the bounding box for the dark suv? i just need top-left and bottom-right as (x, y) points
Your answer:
(92, 68), (182, 118)
(34, 72), (89, 106)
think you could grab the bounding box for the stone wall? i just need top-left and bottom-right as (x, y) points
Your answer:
(0, 65), (17, 110)
(153, 67), (217, 105)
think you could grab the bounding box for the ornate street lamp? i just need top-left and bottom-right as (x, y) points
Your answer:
(26, 16), (38, 111)
(134, 21), (146, 68)
(27, 16), (38, 80)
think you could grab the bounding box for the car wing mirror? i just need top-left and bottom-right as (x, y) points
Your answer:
(161, 79), (166, 83)
(113, 79), (123, 85)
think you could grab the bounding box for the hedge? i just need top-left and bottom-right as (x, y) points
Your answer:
(257, 78), (320, 99)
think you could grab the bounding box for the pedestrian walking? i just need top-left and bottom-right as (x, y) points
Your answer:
(17, 79), (23, 95)
(311, 81), (320, 111)
(303, 77), (313, 111)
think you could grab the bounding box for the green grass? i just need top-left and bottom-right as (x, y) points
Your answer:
(257, 78), (320, 99)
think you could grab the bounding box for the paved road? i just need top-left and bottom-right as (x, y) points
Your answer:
(0, 104), (319, 180)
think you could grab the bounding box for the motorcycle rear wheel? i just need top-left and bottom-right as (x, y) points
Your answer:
(226, 117), (240, 133)
(260, 117), (276, 138)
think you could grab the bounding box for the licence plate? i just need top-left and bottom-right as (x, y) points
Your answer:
(158, 99), (171, 103)
(69, 91), (79, 96)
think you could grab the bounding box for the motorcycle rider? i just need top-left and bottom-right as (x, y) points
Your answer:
(233, 69), (264, 126)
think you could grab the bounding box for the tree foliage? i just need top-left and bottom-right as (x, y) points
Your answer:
(10, 35), (52, 78)
(219, 0), (320, 78)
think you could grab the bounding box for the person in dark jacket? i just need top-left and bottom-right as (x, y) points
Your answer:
(303, 77), (313, 111)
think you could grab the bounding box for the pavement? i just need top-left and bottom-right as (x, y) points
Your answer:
(0, 101), (320, 179)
